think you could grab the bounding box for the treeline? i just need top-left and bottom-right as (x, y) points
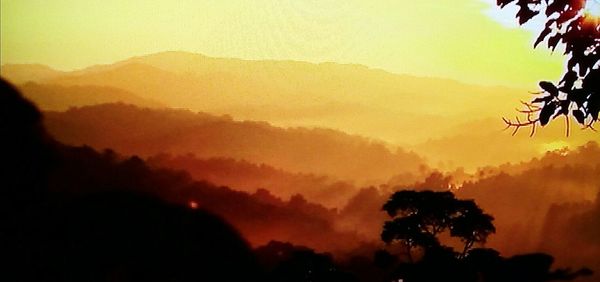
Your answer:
(43, 103), (425, 183)
(146, 154), (358, 208)
(41, 101), (600, 269)
(2, 78), (595, 281)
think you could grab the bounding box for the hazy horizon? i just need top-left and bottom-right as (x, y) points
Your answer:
(2, 50), (597, 172)
(1, 0), (564, 87)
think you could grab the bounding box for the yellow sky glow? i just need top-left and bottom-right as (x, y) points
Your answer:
(1, 0), (563, 87)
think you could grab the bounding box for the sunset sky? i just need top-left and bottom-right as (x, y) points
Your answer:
(1, 0), (564, 87)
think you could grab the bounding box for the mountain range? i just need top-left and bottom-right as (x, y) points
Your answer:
(2, 51), (597, 169)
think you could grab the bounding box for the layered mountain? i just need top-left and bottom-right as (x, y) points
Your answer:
(146, 154), (359, 208)
(17, 82), (163, 111)
(1, 78), (365, 255)
(43, 103), (425, 184)
(3, 51), (597, 170)
(1, 51), (525, 145)
(0, 64), (65, 84)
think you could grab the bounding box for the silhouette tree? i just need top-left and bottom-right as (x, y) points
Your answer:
(381, 190), (495, 260)
(450, 200), (497, 257)
(380, 190), (592, 282)
(498, 0), (600, 134)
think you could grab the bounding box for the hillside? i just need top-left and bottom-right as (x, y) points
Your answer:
(2, 79), (366, 256)
(4, 51), (597, 170)
(44, 103), (425, 183)
(3, 51), (525, 145)
(146, 154), (358, 208)
(0, 64), (65, 84)
(414, 118), (599, 170)
(17, 82), (163, 111)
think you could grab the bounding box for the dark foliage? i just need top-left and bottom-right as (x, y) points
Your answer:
(381, 190), (495, 257)
(378, 189), (591, 281)
(256, 241), (358, 282)
(1, 78), (264, 281)
(498, 0), (600, 133)
(375, 246), (592, 282)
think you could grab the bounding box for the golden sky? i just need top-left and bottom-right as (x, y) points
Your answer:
(1, 0), (564, 87)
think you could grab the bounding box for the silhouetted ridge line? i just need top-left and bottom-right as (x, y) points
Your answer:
(1, 78), (264, 281)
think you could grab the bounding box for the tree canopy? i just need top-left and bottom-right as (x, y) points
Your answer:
(381, 190), (495, 258)
(498, 0), (600, 134)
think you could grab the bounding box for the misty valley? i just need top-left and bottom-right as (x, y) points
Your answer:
(2, 0), (600, 280)
(2, 54), (599, 281)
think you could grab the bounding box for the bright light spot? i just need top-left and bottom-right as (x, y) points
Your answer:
(452, 183), (464, 191)
(481, 0), (545, 33)
(585, 0), (600, 17)
(188, 201), (198, 209)
(539, 141), (570, 154)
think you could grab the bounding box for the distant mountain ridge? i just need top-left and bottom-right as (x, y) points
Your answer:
(4, 51), (596, 170)
(17, 82), (164, 111)
(1, 51), (527, 145)
(0, 64), (65, 84)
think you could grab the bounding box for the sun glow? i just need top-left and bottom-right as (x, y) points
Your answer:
(585, 0), (600, 17)
(188, 201), (199, 209)
(539, 141), (570, 154)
